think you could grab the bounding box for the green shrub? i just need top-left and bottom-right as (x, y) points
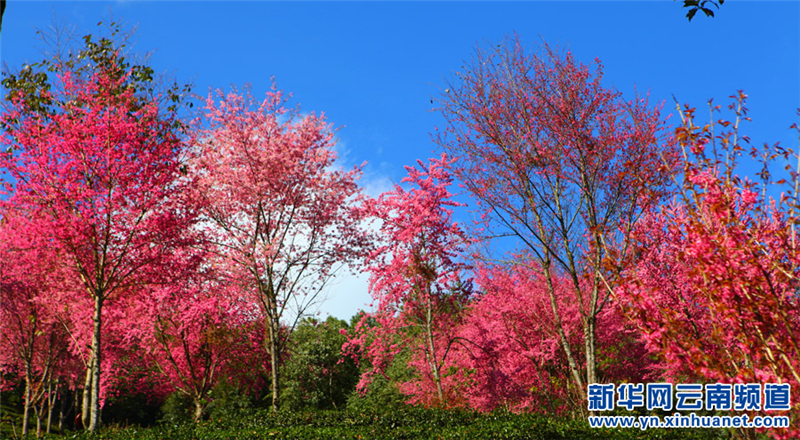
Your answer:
(55, 407), (734, 440)
(346, 347), (414, 412)
(159, 391), (193, 424)
(207, 378), (253, 421)
(282, 317), (359, 411)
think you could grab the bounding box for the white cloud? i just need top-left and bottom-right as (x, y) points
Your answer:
(307, 138), (391, 321)
(313, 268), (374, 322)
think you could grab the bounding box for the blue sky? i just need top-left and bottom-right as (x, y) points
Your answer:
(2, 1), (799, 320)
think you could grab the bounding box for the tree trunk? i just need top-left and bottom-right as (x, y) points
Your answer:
(59, 385), (68, 434)
(584, 314), (597, 417)
(269, 317), (280, 412)
(584, 314), (597, 385)
(584, 269), (601, 416)
(425, 329), (445, 405)
(193, 397), (204, 423)
(88, 295), (103, 431)
(22, 375), (31, 436)
(46, 380), (56, 434)
(81, 359), (93, 429)
(425, 297), (445, 406)
(35, 404), (42, 436)
(543, 270), (584, 404)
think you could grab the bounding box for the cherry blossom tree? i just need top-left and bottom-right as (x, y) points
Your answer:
(344, 155), (471, 407)
(453, 259), (654, 414)
(123, 245), (264, 423)
(189, 88), (370, 411)
(435, 35), (677, 409)
(618, 94), (800, 439)
(0, 214), (73, 436)
(0, 38), (191, 430)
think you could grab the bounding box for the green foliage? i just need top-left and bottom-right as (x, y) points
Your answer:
(62, 407), (730, 440)
(159, 392), (193, 424)
(281, 317), (359, 410)
(1, 21), (191, 132)
(206, 378), (254, 420)
(1, 63), (53, 116)
(159, 379), (256, 425)
(103, 388), (160, 428)
(346, 346), (414, 412)
(0, 384), (25, 440)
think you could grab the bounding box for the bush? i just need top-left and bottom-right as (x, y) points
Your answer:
(346, 345), (415, 412)
(282, 317), (359, 411)
(64, 407), (730, 440)
(207, 378), (254, 420)
(159, 392), (193, 424)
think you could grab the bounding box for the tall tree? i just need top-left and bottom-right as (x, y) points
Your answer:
(618, 94), (799, 438)
(435, 35), (677, 411)
(452, 259), (653, 414)
(127, 257), (258, 423)
(0, 214), (73, 436)
(189, 88), (369, 411)
(345, 155), (471, 407)
(0, 34), (191, 430)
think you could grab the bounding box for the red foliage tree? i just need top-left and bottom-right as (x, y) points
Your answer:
(618, 94), (800, 439)
(0, 214), (73, 436)
(0, 45), (191, 430)
(435, 35), (677, 409)
(454, 260), (654, 414)
(188, 88), (369, 411)
(127, 256), (264, 422)
(344, 155), (471, 407)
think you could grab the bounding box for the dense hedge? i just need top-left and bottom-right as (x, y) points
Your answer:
(57, 408), (728, 440)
